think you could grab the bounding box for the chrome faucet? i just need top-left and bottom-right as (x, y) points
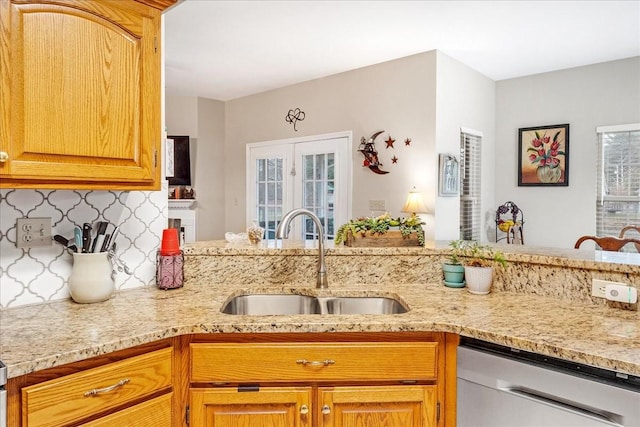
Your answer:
(276, 208), (328, 289)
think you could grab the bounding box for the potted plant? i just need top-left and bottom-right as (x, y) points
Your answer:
(449, 240), (507, 294)
(443, 240), (466, 287)
(335, 213), (425, 247)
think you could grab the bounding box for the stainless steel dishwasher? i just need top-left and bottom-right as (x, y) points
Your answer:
(457, 337), (640, 427)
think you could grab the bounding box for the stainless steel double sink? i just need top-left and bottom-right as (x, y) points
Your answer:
(221, 294), (408, 315)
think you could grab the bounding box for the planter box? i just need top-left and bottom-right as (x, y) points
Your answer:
(344, 230), (421, 247)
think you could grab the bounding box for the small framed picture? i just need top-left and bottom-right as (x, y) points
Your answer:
(438, 153), (459, 196)
(518, 124), (569, 186)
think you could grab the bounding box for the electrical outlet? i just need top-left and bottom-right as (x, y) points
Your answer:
(369, 199), (386, 212)
(16, 217), (52, 248)
(591, 278), (627, 298)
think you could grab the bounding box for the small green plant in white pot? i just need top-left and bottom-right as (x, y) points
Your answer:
(442, 240), (465, 287)
(449, 240), (507, 294)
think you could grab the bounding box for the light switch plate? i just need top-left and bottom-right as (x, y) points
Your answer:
(16, 217), (52, 248)
(369, 199), (386, 212)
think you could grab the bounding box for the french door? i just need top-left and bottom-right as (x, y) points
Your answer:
(247, 132), (351, 241)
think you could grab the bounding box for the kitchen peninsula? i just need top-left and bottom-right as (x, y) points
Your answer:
(2, 242), (639, 426)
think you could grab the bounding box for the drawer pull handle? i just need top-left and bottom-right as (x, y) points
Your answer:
(296, 359), (335, 367)
(0, 152), (8, 163)
(322, 405), (331, 415)
(300, 404), (309, 415)
(83, 378), (130, 397)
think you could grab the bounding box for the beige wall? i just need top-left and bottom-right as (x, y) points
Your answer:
(225, 51), (439, 238)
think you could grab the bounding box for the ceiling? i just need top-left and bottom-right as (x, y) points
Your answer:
(164, 0), (640, 101)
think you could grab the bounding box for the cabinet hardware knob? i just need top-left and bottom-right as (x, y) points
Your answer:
(0, 151), (8, 162)
(296, 359), (335, 367)
(300, 404), (309, 415)
(322, 405), (331, 415)
(83, 378), (130, 397)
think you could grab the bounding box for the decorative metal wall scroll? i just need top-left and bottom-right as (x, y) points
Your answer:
(285, 108), (305, 131)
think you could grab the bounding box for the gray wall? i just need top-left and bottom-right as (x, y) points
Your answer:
(166, 96), (226, 240)
(435, 52), (496, 241)
(495, 57), (640, 248)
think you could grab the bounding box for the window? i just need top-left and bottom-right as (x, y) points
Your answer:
(460, 129), (482, 241)
(596, 124), (640, 245)
(247, 133), (351, 241)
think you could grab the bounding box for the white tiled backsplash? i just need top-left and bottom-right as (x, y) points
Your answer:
(0, 186), (168, 308)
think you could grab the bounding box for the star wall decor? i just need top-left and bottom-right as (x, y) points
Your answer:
(385, 135), (395, 148)
(391, 155), (398, 164)
(405, 138), (411, 146)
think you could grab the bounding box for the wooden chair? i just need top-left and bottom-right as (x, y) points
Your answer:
(619, 225), (640, 252)
(574, 235), (640, 251)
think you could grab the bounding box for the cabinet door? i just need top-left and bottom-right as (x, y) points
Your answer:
(189, 387), (312, 427)
(0, 0), (161, 189)
(318, 385), (437, 427)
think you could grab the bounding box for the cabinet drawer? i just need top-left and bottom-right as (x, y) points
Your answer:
(82, 393), (173, 427)
(23, 348), (173, 427)
(191, 342), (437, 383)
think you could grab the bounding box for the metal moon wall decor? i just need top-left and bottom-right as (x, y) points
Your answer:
(285, 108), (305, 131)
(358, 131), (413, 175)
(358, 130), (389, 174)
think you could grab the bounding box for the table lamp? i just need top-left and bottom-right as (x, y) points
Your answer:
(401, 187), (429, 217)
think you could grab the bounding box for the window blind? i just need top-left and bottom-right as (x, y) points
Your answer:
(596, 125), (640, 250)
(460, 131), (482, 241)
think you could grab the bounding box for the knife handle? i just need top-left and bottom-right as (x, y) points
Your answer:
(82, 223), (92, 253)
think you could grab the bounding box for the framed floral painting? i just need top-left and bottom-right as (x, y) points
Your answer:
(518, 123), (569, 186)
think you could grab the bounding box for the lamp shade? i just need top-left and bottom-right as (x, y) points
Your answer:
(402, 187), (429, 215)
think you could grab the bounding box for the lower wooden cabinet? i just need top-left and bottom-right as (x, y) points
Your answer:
(188, 385), (436, 427)
(189, 387), (312, 427)
(319, 385), (437, 427)
(188, 338), (444, 427)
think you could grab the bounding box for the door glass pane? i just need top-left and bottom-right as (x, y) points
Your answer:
(315, 181), (324, 206)
(328, 154), (334, 180)
(276, 182), (282, 205)
(305, 181), (314, 206)
(258, 159), (265, 181)
(258, 182), (265, 205)
(267, 159), (276, 180)
(305, 156), (314, 180)
(315, 154), (325, 180)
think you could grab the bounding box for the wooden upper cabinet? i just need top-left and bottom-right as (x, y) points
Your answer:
(0, 0), (176, 189)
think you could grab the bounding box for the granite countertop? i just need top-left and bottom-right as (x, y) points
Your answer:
(185, 239), (640, 273)
(1, 278), (639, 379)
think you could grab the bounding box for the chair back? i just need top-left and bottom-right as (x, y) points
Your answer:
(574, 235), (640, 251)
(618, 225), (640, 252)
